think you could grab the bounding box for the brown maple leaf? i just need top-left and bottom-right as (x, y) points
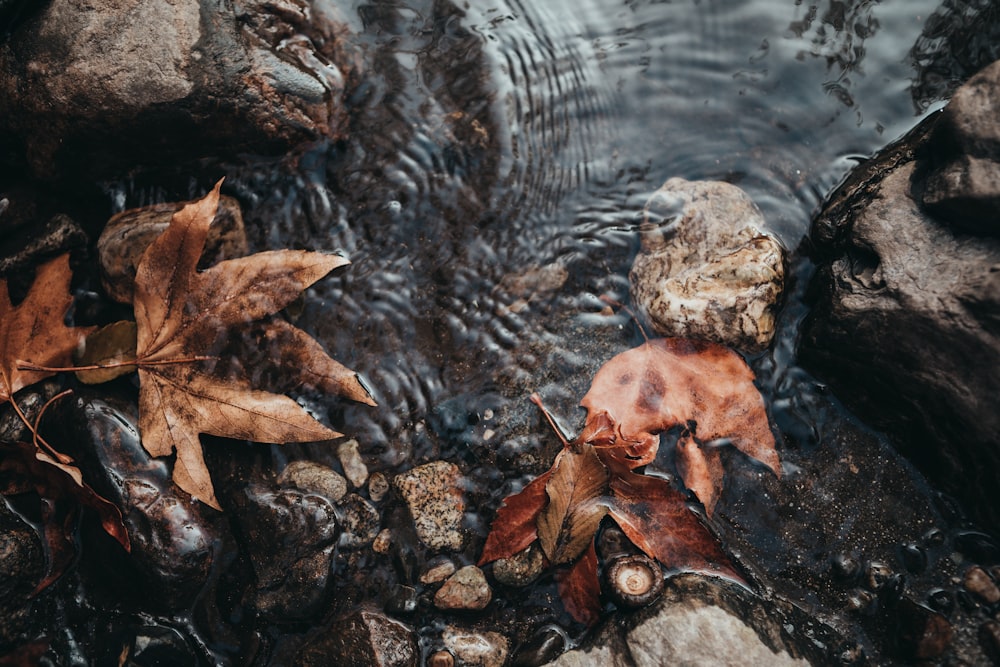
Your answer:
(131, 181), (375, 510)
(0, 255), (94, 407)
(577, 337), (780, 515)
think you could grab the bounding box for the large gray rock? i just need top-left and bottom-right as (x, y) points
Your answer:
(801, 61), (1000, 529)
(549, 575), (833, 667)
(629, 178), (786, 354)
(0, 0), (360, 179)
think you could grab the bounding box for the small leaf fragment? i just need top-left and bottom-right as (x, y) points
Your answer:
(74, 320), (138, 384)
(555, 541), (602, 626)
(479, 469), (552, 565)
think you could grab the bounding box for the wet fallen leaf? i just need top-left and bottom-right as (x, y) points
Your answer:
(479, 469), (552, 566)
(603, 454), (737, 579)
(0, 441), (130, 594)
(537, 444), (608, 565)
(578, 337), (779, 515)
(555, 541), (602, 627)
(131, 180), (376, 509)
(74, 320), (138, 384)
(0, 254), (95, 406)
(481, 337), (776, 624)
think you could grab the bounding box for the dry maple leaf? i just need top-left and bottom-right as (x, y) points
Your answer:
(577, 337), (779, 515)
(0, 255), (95, 407)
(131, 181), (375, 510)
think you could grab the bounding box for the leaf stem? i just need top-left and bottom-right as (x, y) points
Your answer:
(32, 389), (75, 464)
(17, 355), (218, 373)
(529, 392), (571, 448)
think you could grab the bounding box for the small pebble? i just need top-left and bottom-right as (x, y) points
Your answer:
(434, 566), (492, 611)
(493, 544), (545, 588)
(338, 439), (370, 488)
(336, 494), (380, 549)
(421, 558), (457, 585)
(369, 471), (390, 502)
(428, 650), (455, 667)
(442, 626), (509, 667)
(394, 462), (465, 551)
(864, 561), (892, 591)
(373, 529), (392, 555)
(278, 461), (348, 503)
(964, 566), (1000, 604)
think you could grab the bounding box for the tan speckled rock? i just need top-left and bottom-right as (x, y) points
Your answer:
(434, 566), (492, 611)
(442, 626), (508, 667)
(629, 178), (785, 353)
(393, 461), (465, 551)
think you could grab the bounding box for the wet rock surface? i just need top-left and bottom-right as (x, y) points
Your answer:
(434, 565), (493, 611)
(0, 499), (42, 650)
(295, 609), (418, 667)
(629, 178), (786, 353)
(0, 0), (360, 179)
(551, 575), (817, 667)
(40, 392), (220, 611)
(393, 461), (466, 552)
(801, 58), (1000, 530)
(232, 483), (339, 621)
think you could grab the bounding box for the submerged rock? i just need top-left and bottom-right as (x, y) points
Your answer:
(629, 178), (786, 353)
(296, 609), (418, 667)
(41, 393), (219, 610)
(233, 484), (338, 621)
(549, 575), (825, 667)
(97, 194), (248, 303)
(393, 461), (465, 552)
(801, 59), (1000, 529)
(434, 565), (492, 611)
(442, 626), (509, 667)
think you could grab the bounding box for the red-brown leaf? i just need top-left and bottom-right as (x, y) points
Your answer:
(605, 458), (740, 582)
(577, 338), (779, 506)
(537, 445), (609, 565)
(555, 541), (602, 626)
(675, 432), (725, 516)
(479, 469), (552, 565)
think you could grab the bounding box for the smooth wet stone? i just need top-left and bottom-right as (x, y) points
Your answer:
(41, 393), (218, 610)
(491, 543), (545, 588)
(0, 499), (43, 647)
(336, 493), (380, 549)
(550, 575), (842, 667)
(510, 626), (568, 667)
(105, 620), (200, 667)
(892, 599), (954, 661)
(393, 461), (465, 552)
(434, 565), (492, 611)
(442, 626), (509, 667)
(233, 484), (338, 621)
(337, 439), (369, 489)
(296, 609), (418, 667)
(278, 460), (348, 504)
(97, 194), (248, 303)
(963, 566), (1000, 604)
(420, 557), (457, 585)
(629, 178), (785, 353)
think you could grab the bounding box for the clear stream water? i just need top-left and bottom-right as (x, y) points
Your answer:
(24, 0), (1000, 662)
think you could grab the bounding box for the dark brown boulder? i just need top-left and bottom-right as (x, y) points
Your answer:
(0, 0), (360, 180)
(801, 60), (1000, 530)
